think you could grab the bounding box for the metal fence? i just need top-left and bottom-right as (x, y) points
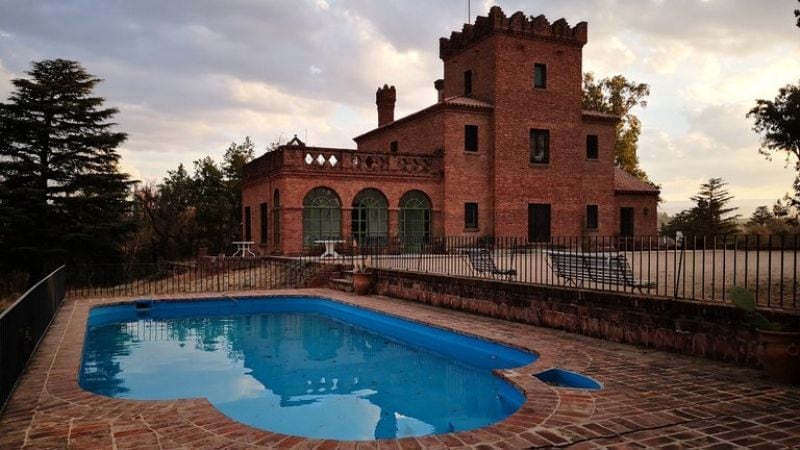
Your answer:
(0, 266), (66, 411)
(301, 234), (800, 311)
(57, 233), (800, 311)
(65, 257), (330, 299)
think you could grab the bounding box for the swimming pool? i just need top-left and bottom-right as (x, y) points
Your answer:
(80, 296), (536, 440)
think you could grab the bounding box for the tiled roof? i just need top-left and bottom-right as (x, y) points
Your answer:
(442, 96), (494, 109)
(614, 167), (660, 194)
(353, 96), (492, 141)
(582, 109), (620, 122)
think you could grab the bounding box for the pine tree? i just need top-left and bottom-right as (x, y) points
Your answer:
(0, 59), (133, 279)
(662, 178), (740, 238)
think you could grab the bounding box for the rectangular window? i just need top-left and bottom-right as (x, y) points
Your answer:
(464, 70), (472, 96)
(530, 129), (550, 164)
(390, 140), (398, 153)
(586, 205), (599, 230)
(586, 135), (599, 159)
(534, 63), (547, 89)
(464, 125), (478, 152)
(464, 202), (479, 229)
(259, 202), (268, 244)
(244, 206), (252, 241)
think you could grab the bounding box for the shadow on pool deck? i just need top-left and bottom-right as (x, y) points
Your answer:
(1, 288), (800, 449)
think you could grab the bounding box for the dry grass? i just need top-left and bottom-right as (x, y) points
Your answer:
(66, 261), (300, 299)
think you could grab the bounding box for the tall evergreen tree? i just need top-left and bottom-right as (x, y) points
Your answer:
(663, 178), (740, 237)
(0, 59), (133, 280)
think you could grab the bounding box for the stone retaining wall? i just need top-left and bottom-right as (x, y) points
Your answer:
(374, 269), (800, 366)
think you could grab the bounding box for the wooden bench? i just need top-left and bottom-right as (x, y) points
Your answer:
(545, 250), (655, 292)
(460, 248), (517, 279)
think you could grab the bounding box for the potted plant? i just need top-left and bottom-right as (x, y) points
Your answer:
(730, 287), (800, 384)
(351, 240), (373, 296)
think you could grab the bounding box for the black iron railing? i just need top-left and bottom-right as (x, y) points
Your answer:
(60, 233), (800, 311)
(303, 234), (800, 311)
(0, 266), (66, 411)
(65, 257), (329, 299)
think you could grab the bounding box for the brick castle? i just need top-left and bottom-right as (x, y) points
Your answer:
(241, 6), (659, 255)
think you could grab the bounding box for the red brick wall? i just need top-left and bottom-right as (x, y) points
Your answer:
(243, 174), (442, 255)
(355, 112), (444, 155)
(442, 109), (494, 236)
(442, 37), (496, 102)
(373, 269), (800, 367)
(490, 35), (586, 238)
(615, 193), (659, 237)
(582, 121), (618, 236)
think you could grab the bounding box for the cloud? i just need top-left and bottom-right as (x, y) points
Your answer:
(0, 0), (798, 208)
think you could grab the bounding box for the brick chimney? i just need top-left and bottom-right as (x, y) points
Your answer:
(434, 79), (444, 102)
(376, 84), (396, 127)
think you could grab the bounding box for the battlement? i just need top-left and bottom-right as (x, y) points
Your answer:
(375, 84), (396, 105)
(439, 6), (588, 59)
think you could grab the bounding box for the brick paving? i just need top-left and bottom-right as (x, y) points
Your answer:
(1, 289), (799, 449)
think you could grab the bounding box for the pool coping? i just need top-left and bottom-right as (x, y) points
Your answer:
(4, 288), (800, 449)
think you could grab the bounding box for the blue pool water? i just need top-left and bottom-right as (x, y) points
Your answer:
(80, 297), (536, 440)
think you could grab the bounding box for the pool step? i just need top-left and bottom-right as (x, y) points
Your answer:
(328, 268), (357, 293)
(328, 277), (354, 293)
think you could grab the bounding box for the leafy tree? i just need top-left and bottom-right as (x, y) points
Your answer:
(0, 59), (133, 280)
(796, 0), (799, 28)
(662, 178), (740, 237)
(192, 157), (229, 253)
(222, 137), (255, 242)
(582, 73), (655, 184)
(748, 80), (800, 204)
(135, 165), (198, 261)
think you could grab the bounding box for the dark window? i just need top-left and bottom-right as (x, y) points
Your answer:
(273, 190), (281, 245)
(534, 64), (547, 89)
(464, 125), (478, 152)
(586, 205), (598, 229)
(528, 204), (551, 242)
(586, 135), (599, 159)
(259, 202), (268, 244)
(464, 203), (479, 229)
(390, 140), (398, 153)
(244, 206), (252, 241)
(464, 70), (472, 96)
(530, 129), (550, 164)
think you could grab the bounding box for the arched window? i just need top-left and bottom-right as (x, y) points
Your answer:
(273, 189), (281, 245)
(303, 187), (342, 246)
(399, 190), (431, 248)
(351, 188), (388, 246)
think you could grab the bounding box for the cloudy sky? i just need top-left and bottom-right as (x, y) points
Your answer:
(1, 0), (799, 215)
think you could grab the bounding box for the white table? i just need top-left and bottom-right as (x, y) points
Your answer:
(232, 241), (256, 257)
(315, 239), (344, 258)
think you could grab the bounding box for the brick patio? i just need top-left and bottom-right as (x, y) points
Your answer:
(1, 289), (800, 449)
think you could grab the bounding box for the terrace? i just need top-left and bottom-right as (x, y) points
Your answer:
(242, 144), (443, 184)
(1, 235), (800, 448)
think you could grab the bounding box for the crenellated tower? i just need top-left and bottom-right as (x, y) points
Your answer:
(438, 6), (593, 237)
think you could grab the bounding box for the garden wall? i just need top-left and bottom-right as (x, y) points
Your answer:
(374, 269), (800, 366)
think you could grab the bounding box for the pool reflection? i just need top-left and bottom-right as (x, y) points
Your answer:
(81, 311), (520, 440)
